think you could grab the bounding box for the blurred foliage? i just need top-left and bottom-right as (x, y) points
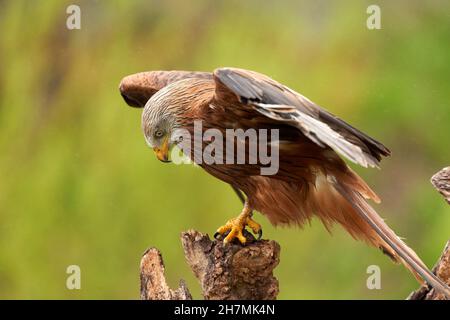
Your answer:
(0, 0), (449, 299)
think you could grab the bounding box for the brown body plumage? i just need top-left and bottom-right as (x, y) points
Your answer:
(119, 67), (450, 297)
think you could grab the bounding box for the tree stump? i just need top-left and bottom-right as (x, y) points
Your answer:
(140, 248), (192, 300)
(431, 166), (450, 204)
(408, 241), (450, 300)
(140, 230), (280, 300)
(181, 230), (280, 300)
(407, 167), (450, 300)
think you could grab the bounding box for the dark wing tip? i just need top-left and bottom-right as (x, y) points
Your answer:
(119, 87), (147, 108)
(119, 76), (154, 108)
(379, 145), (391, 157)
(365, 137), (391, 161)
(318, 109), (392, 161)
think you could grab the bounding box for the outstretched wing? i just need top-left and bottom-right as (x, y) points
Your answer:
(119, 71), (212, 107)
(213, 67), (390, 168)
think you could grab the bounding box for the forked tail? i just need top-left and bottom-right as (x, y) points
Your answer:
(333, 180), (450, 298)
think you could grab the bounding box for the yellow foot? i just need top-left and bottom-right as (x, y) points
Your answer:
(214, 216), (262, 244)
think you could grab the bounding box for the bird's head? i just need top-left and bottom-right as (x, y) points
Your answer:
(141, 83), (187, 163)
(143, 117), (174, 163)
(127, 76), (213, 163)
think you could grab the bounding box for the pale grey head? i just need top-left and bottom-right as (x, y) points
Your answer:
(141, 79), (195, 162)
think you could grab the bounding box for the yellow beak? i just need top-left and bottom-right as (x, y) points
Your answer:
(153, 137), (170, 162)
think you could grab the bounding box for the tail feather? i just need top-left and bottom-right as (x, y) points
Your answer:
(248, 168), (450, 298)
(333, 179), (450, 298)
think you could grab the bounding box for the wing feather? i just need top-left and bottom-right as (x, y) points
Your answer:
(119, 71), (212, 108)
(213, 67), (390, 168)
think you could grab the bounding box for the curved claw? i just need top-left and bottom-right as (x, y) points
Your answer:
(246, 216), (262, 240)
(215, 215), (263, 244)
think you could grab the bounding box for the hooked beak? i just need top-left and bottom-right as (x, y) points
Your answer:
(153, 137), (171, 163)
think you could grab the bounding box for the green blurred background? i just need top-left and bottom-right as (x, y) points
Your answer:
(0, 0), (449, 299)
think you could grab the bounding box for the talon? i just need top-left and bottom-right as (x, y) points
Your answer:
(246, 216), (262, 239)
(215, 217), (246, 244)
(224, 227), (247, 244)
(215, 212), (262, 245)
(257, 229), (263, 240)
(216, 222), (232, 235)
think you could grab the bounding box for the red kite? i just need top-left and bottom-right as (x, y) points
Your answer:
(119, 68), (449, 297)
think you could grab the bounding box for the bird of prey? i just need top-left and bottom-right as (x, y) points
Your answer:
(119, 67), (450, 297)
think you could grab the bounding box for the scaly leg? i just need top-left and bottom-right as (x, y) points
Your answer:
(214, 200), (262, 244)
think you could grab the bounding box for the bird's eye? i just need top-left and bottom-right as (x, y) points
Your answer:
(155, 130), (164, 138)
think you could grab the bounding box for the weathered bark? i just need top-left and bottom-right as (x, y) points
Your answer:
(181, 230), (280, 300)
(407, 241), (450, 300)
(431, 167), (450, 204)
(140, 248), (192, 300)
(140, 230), (280, 300)
(408, 167), (450, 300)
